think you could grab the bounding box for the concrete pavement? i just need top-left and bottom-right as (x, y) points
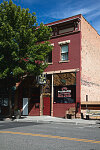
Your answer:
(10, 116), (100, 125)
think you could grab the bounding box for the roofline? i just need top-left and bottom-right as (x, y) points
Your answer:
(81, 15), (100, 36)
(47, 17), (81, 27)
(45, 14), (82, 26)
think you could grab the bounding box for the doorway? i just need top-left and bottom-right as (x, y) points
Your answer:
(43, 97), (50, 115)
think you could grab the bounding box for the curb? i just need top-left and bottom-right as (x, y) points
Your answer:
(12, 119), (97, 126)
(0, 116), (99, 126)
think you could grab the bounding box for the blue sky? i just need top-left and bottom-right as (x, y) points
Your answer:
(0, 0), (100, 34)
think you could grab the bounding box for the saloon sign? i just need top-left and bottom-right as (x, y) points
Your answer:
(58, 87), (71, 98)
(37, 74), (46, 85)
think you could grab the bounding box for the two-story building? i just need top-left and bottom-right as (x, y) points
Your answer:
(0, 14), (100, 118)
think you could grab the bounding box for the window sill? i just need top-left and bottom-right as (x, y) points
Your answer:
(59, 60), (70, 63)
(53, 102), (75, 104)
(47, 62), (53, 65)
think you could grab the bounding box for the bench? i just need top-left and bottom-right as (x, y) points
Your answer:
(65, 107), (76, 119)
(81, 109), (100, 120)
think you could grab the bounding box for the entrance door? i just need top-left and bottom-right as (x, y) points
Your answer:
(43, 97), (50, 115)
(23, 98), (28, 115)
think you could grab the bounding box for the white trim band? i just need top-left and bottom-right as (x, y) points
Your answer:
(50, 43), (54, 46)
(58, 40), (70, 45)
(43, 68), (79, 75)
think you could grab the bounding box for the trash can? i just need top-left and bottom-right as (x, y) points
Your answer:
(14, 110), (21, 119)
(86, 115), (89, 120)
(81, 113), (84, 119)
(67, 114), (71, 119)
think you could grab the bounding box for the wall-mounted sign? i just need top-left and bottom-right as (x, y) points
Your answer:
(54, 85), (76, 103)
(58, 87), (71, 98)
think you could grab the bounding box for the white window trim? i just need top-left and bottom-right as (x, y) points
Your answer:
(58, 40), (70, 45)
(47, 62), (53, 65)
(59, 60), (70, 63)
(50, 43), (54, 46)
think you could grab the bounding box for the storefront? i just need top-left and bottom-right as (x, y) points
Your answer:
(40, 72), (77, 118)
(16, 72), (78, 118)
(0, 71), (80, 118)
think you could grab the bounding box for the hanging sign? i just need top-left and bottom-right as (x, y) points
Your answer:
(37, 74), (46, 85)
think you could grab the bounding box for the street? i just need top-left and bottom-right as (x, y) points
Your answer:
(0, 121), (100, 150)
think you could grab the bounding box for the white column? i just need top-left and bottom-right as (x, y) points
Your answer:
(40, 85), (43, 116)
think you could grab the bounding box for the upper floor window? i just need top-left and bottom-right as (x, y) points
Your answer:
(45, 43), (54, 64)
(59, 27), (74, 34)
(58, 40), (70, 62)
(46, 51), (52, 63)
(61, 45), (68, 61)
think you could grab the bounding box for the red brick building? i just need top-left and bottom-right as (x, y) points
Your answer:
(0, 14), (100, 118)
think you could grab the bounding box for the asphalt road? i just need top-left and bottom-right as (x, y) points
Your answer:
(0, 121), (100, 150)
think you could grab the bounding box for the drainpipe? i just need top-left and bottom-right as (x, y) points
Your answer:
(51, 74), (54, 116)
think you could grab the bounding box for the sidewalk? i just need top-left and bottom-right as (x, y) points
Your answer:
(11, 116), (100, 125)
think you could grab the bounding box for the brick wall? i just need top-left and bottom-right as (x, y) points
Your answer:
(81, 16), (100, 103)
(44, 18), (81, 115)
(53, 103), (75, 118)
(44, 33), (81, 72)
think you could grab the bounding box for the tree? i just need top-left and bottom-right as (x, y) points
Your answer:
(0, 0), (52, 117)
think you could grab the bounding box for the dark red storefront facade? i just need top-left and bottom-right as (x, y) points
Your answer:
(17, 14), (81, 118)
(42, 14), (81, 118)
(0, 14), (82, 118)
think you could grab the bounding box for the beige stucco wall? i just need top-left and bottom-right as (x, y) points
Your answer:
(81, 16), (100, 103)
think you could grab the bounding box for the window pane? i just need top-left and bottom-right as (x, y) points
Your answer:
(61, 53), (68, 61)
(46, 51), (52, 63)
(61, 45), (68, 53)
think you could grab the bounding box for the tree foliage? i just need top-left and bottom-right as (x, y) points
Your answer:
(0, 0), (52, 81)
